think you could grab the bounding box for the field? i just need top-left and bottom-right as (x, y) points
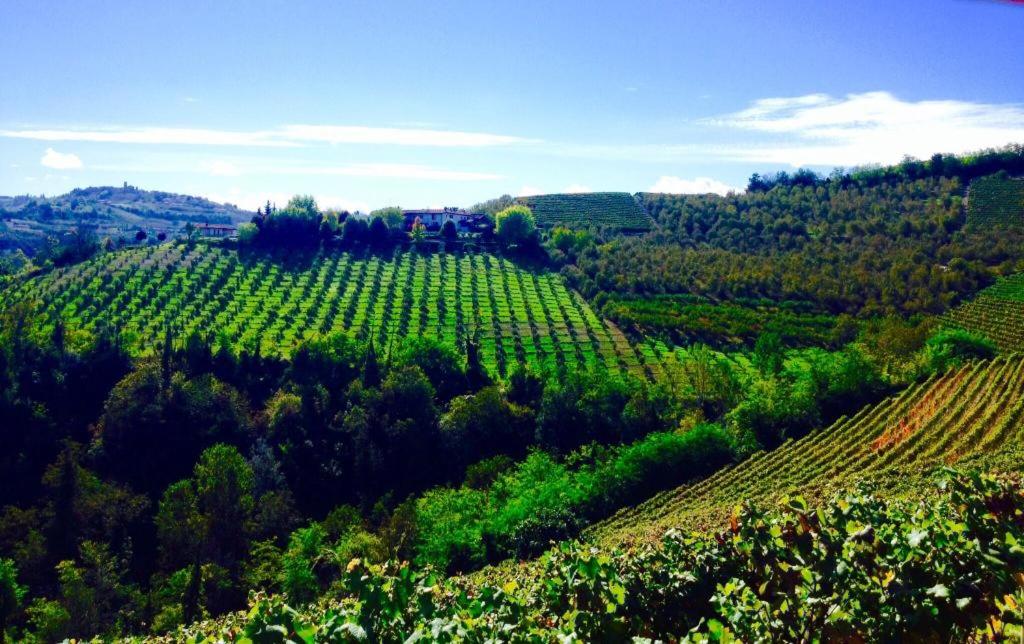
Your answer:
(590, 354), (1024, 546)
(514, 192), (653, 231)
(0, 243), (673, 376)
(942, 272), (1024, 351)
(602, 293), (843, 348)
(967, 173), (1024, 228)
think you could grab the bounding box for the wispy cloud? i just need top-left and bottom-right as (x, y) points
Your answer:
(280, 125), (532, 147)
(276, 163), (502, 181)
(94, 158), (500, 182)
(202, 160), (242, 176)
(704, 91), (1024, 166)
(649, 176), (740, 195)
(1, 124), (534, 148)
(40, 148), (83, 169)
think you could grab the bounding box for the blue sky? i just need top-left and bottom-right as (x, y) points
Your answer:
(2, 0), (1024, 212)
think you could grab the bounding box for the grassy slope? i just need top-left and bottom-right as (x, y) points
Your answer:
(967, 173), (1024, 229)
(588, 354), (1024, 547)
(942, 273), (1024, 352)
(0, 243), (670, 377)
(515, 192), (653, 231)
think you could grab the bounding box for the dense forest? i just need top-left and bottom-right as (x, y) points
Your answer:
(562, 146), (1024, 321)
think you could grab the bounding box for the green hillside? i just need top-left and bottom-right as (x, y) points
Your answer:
(0, 243), (662, 376)
(942, 273), (1024, 352)
(590, 354), (1024, 546)
(967, 173), (1024, 228)
(515, 192), (652, 231)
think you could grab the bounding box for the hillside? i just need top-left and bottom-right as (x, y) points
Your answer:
(590, 354), (1024, 546)
(0, 185), (253, 254)
(514, 192), (652, 232)
(0, 244), (662, 377)
(942, 272), (1024, 352)
(967, 172), (1024, 229)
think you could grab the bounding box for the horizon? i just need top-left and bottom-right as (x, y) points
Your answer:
(2, 0), (1024, 211)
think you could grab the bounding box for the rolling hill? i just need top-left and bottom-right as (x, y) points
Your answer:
(942, 272), (1024, 352)
(514, 192), (653, 232)
(590, 354), (1024, 546)
(967, 173), (1024, 229)
(0, 243), (666, 377)
(0, 184), (253, 254)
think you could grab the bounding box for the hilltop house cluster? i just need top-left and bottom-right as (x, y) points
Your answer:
(401, 207), (490, 235)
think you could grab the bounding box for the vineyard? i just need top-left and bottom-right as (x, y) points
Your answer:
(514, 192), (653, 231)
(590, 354), (1024, 545)
(967, 173), (1024, 228)
(942, 272), (1024, 352)
(0, 244), (674, 376)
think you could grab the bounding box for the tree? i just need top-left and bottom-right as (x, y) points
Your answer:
(752, 332), (785, 375)
(183, 222), (198, 244)
(368, 216), (390, 247)
(362, 339), (381, 388)
(134, 230), (147, 242)
(342, 217), (368, 246)
(410, 217), (427, 244)
(370, 206), (405, 231)
(0, 559), (25, 644)
(440, 219), (458, 241)
(495, 205), (536, 247)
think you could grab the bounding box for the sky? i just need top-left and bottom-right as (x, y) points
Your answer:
(2, 0), (1024, 212)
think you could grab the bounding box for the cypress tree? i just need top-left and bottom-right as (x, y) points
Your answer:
(362, 339), (381, 388)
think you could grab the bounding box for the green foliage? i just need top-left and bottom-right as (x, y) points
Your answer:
(572, 175), (1024, 319)
(517, 192), (652, 231)
(0, 245), (667, 377)
(923, 328), (997, 373)
(0, 558), (25, 643)
(942, 272), (1024, 352)
(280, 524), (327, 605)
(967, 172), (1024, 229)
(494, 204), (537, 247)
(171, 469), (1024, 641)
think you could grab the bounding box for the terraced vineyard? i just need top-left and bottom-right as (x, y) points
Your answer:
(967, 173), (1024, 228)
(515, 192), (653, 231)
(0, 244), (673, 376)
(591, 354), (1024, 545)
(942, 272), (1024, 351)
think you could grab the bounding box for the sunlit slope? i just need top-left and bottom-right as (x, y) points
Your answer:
(942, 273), (1024, 352)
(515, 192), (653, 231)
(590, 355), (1024, 545)
(0, 244), (670, 376)
(967, 173), (1024, 229)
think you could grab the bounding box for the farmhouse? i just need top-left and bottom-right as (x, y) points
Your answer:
(195, 223), (237, 238)
(401, 207), (490, 234)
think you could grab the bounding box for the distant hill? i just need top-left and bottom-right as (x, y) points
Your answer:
(514, 192), (653, 232)
(966, 172), (1024, 229)
(0, 184), (253, 254)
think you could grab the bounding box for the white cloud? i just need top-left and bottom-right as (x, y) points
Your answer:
(649, 176), (740, 195)
(562, 184), (592, 193)
(40, 148), (83, 169)
(203, 160), (242, 176)
(705, 91), (1024, 167)
(274, 163), (501, 181)
(517, 185), (542, 197)
(2, 124), (533, 149)
(280, 125), (532, 147)
(13, 127), (290, 147)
